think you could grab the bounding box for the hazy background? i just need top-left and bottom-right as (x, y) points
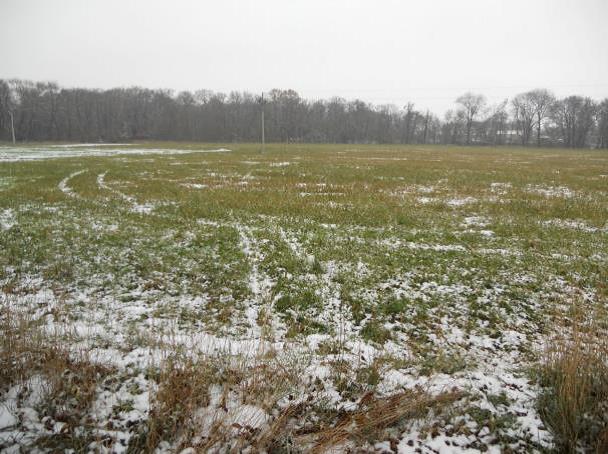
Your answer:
(1, 0), (607, 114)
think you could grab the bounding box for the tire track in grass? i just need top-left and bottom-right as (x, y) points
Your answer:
(277, 225), (310, 263)
(234, 222), (274, 336)
(96, 171), (154, 214)
(58, 169), (87, 198)
(197, 217), (275, 337)
(279, 224), (554, 449)
(277, 225), (353, 344)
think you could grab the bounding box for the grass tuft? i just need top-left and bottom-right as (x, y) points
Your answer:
(537, 303), (608, 453)
(309, 388), (464, 452)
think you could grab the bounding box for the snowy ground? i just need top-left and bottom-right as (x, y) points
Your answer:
(0, 143), (606, 452)
(0, 143), (231, 162)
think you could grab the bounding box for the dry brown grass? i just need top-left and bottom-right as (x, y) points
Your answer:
(538, 303), (608, 453)
(137, 345), (463, 453)
(139, 346), (308, 452)
(1, 300), (108, 399)
(0, 301), (113, 449)
(1, 300), (48, 390)
(307, 388), (464, 453)
(143, 354), (215, 450)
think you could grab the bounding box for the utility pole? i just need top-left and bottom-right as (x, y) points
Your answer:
(260, 93), (265, 153)
(8, 110), (15, 144)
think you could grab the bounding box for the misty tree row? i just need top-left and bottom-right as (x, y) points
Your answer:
(1, 79), (607, 148)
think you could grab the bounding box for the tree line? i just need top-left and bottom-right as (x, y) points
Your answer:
(1, 79), (607, 148)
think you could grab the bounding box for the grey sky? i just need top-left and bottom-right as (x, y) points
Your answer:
(1, 0), (607, 115)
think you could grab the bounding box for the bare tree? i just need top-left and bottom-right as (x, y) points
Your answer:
(485, 99), (509, 145)
(511, 93), (535, 146)
(551, 96), (597, 148)
(528, 89), (555, 147)
(597, 99), (608, 149)
(402, 102), (415, 144)
(422, 110), (430, 144)
(456, 93), (486, 145)
(0, 78), (605, 148)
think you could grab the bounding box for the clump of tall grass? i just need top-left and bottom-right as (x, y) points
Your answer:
(537, 303), (608, 453)
(142, 353), (215, 451)
(1, 300), (112, 449)
(137, 346), (309, 452)
(134, 343), (463, 452)
(308, 388), (464, 453)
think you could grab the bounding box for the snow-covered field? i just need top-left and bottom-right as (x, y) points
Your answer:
(0, 143), (606, 452)
(0, 143), (231, 162)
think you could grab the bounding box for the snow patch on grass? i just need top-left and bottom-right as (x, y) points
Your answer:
(97, 171), (155, 214)
(379, 238), (466, 252)
(0, 146), (232, 161)
(181, 183), (209, 189)
(417, 196), (439, 204)
(269, 161), (292, 167)
(447, 197), (478, 207)
(490, 182), (512, 194)
(526, 184), (575, 198)
(542, 218), (606, 233)
(58, 169), (87, 198)
(0, 209), (16, 230)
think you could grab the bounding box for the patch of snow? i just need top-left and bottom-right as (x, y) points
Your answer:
(416, 185), (435, 193)
(542, 218), (606, 233)
(233, 223), (273, 333)
(58, 169), (87, 197)
(44, 143), (132, 148)
(478, 247), (521, 257)
(131, 203), (155, 214)
(97, 171), (155, 214)
(299, 192), (345, 197)
(490, 182), (512, 194)
(0, 146), (232, 162)
(0, 405), (18, 430)
(196, 218), (224, 228)
(416, 196), (439, 204)
(526, 184), (575, 198)
(226, 405), (269, 429)
(447, 197), (478, 207)
(0, 209), (16, 230)
(462, 216), (490, 228)
(181, 183), (209, 189)
(379, 238), (466, 252)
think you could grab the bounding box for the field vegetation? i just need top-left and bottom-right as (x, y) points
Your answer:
(0, 142), (607, 452)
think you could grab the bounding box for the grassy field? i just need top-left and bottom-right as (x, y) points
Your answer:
(1, 142), (607, 452)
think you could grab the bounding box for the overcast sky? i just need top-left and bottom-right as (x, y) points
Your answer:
(1, 0), (607, 114)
